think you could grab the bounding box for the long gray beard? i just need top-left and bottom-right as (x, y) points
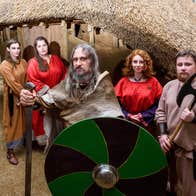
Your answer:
(72, 70), (93, 86)
(67, 71), (97, 101)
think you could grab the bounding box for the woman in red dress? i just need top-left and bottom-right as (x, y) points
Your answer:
(27, 36), (67, 146)
(115, 49), (162, 136)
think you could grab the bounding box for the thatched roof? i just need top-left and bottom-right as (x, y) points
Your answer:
(0, 0), (195, 76)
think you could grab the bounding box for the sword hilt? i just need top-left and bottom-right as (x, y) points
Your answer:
(24, 82), (35, 91)
(24, 82), (40, 110)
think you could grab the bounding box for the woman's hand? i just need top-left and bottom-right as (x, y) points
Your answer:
(20, 89), (36, 106)
(128, 113), (148, 127)
(128, 113), (141, 123)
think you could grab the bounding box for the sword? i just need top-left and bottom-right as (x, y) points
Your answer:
(24, 82), (35, 196)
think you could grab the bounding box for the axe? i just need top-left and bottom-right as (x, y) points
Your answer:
(24, 82), (35, 196)
(168, 73), (196, 180)
(169, 73), (196, 142)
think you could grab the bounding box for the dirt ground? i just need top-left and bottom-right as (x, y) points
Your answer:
(0, 86), (51, 195)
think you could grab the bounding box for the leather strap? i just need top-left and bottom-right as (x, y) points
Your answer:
(155, 123), (168, 138)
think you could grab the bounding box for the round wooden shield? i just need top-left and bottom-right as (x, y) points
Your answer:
(45, 117), (168, 196)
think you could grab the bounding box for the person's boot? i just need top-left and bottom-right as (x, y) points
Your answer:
(7, 149), (18, 165)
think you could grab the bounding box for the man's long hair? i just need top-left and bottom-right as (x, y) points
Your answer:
(5, 39), (21, 67)
(65, 43), (100, 100)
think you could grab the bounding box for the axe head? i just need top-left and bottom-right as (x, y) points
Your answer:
(177, 73), (196, 107)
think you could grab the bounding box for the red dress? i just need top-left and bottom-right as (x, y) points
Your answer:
(27, 55), (67, 141)
(115, 76), (162, 134)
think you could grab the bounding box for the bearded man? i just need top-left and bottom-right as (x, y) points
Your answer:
(155, 49), (196, 196)
(20, 43), (123, 134)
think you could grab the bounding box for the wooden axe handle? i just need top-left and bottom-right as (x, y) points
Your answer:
(169, 120), (184, 142)
(169, 97), (196, 142)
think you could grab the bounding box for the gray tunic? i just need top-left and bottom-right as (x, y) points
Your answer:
(40, 71), (123, 127)
(155, 79), (196, 151)
(155, 78), (196, 196)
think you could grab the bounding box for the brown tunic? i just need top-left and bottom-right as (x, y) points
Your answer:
(0, 59), (27, 144)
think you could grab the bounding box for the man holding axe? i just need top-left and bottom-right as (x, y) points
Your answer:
(155, 49), (196, 196)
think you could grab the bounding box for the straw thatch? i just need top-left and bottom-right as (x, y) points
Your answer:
(0, 1), (196, 194)
(0, 0), (195, 77)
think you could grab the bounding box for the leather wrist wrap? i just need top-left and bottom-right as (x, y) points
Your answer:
(156, 122), (168, 138)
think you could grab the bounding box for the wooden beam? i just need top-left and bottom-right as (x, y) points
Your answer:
(5, 27), (10, 40)
(88, 25), (95, 46)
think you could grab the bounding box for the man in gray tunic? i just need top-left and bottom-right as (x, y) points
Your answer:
(155, 49), (196, 196)
(20, 43), (123, 134)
